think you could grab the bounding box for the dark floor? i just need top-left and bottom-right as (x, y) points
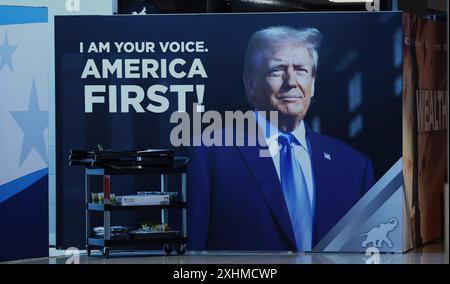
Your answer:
(3, 243), (448, 264)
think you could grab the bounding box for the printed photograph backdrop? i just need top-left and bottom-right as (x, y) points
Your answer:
(55, 12), (402, 249)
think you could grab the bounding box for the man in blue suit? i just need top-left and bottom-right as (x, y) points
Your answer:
(187, 26), (374, 251)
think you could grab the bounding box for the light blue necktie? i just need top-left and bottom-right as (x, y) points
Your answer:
(278, 132), (312, 251)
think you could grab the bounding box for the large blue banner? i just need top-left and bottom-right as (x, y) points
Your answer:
(55, 12), (403, 252)
(0, 5), (48, 262)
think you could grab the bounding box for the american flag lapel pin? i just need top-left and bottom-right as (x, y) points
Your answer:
(324, 152), (331, 160)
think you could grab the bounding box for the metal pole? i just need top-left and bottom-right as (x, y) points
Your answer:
(104, 175), (111, 241)
(161, 174), (169, 224)
(85, 170), (90, 245)
(181, 173), (187, 238)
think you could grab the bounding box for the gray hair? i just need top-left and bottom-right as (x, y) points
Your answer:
(243, 26), (323, 77)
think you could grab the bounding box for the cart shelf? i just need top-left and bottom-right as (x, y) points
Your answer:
(87, 202), (187, 211)
(88, 236), (188, 247)
(85, 157), (188, 176)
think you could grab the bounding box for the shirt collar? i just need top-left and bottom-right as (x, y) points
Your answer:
(255, 110), (310, 153)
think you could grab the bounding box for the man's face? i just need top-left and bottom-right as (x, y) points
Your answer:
(247, 43), (315, 122)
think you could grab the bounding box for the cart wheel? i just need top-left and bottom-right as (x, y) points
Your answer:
(163, 244), (173, 254)
(101, 247), (110, 258)
(176, 244), (186, 255)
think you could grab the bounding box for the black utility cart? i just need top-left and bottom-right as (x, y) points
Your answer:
(84, 157), (189, 258)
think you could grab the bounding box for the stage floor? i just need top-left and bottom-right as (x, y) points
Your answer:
(3, 242), (448, 264)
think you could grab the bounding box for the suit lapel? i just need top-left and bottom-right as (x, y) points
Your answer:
(236, 131), (297, 250)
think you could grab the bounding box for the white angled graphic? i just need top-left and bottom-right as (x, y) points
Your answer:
(361, 218), (398, 248)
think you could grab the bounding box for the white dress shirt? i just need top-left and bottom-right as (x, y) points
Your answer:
(256, 112), (315, 209)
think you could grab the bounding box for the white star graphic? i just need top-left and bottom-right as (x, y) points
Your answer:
(10, 78), (48, 167)
(0, 31), (18, 72)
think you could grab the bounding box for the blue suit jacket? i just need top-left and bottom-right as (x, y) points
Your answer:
(187, 125), (374, 251)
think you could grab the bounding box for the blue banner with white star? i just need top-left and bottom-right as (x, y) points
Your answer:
(0, 5), (48, 262)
